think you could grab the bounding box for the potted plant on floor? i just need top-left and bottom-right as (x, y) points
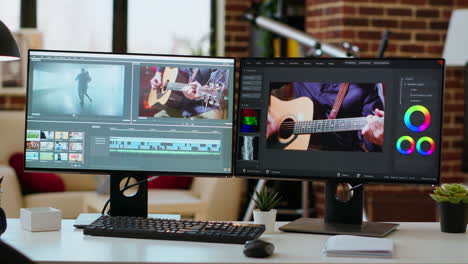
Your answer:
(430, 183), (468, 233)
(253, 188), (281, 233)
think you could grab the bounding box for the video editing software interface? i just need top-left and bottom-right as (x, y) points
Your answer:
(25, 51), (235, 174)
(236, 58), (444, 184)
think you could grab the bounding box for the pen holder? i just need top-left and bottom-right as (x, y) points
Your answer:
(0, 190), (6, 236)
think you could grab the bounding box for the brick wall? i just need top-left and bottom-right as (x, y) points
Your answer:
(0, 94), (26, 110)
(304, 0), (467, 220)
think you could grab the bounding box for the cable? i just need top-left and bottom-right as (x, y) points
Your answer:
(101, 176), (159, 215)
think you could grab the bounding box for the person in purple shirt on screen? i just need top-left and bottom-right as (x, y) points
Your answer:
(267, 82), (385, 152)
(150, 67), (228, 119)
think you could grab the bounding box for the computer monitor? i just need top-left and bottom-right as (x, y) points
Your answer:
(24, 50), (235, 217)
(236, 58), (444, 236)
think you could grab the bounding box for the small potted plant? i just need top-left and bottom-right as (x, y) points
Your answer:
(253, 188), (281, 233)
(430, 184), (468, 233)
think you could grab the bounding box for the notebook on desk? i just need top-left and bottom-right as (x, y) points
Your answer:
(323, 235), (394, 258)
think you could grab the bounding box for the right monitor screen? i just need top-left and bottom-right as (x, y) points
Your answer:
(236, 58), (444, 184)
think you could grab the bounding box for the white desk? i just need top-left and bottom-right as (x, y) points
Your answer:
(1, 219), (467, 264)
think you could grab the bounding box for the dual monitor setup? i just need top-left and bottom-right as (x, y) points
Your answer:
(24, 50), (444, 237)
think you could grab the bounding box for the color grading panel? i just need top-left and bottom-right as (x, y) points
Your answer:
(392, 69), (442, 181)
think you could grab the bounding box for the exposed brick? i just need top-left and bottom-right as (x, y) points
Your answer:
(325, 30), (342, 38)
(372, 19), (399, 28)
(391, 32), (412, 40)
(387, 8), (413, 16)
(225, 3), (250, 12)
(343, 6), (357, 15)
(226, 25), (248, 31)
(306, 21), (319, 29)
(430, 21), (449, 30)
(234, 36), (250, 42)
(400, 44), (425, 53)
(359, 7), (384, 15)
(441, 152), (462, 161)
(416, 9), (440, 17)
(325, 7), (342, 15)
(446, 80), (464, 89)
(456, 0), (468, 7)
(429, 0), (453, 5)
(444, 103), (464, 112)
(342, 30), (356, 38)
(401, 0), (427, 4)
(401, 20), (427, 29)
(10, 96), (25, 105)
(343, 17), (369, 26)
(225, 46), (246, 52)
(320, 18), (343, 27)
(415, 33), (440, 41)
(444, 127), (464, 136)
(358, 31), (382, 39)
(307, 9), (323, 16)
(427, 45), (444, 54)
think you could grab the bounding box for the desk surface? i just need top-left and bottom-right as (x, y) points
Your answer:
(2, 219), (468, 264)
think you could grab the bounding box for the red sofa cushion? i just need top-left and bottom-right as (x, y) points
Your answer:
(148, 176), (193, 189)
(9, 153), (65, 194)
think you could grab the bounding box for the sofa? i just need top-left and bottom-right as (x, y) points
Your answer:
(0, 111), (245, 220)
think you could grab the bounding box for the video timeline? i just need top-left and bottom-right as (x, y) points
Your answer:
(109, 137), (221, 155)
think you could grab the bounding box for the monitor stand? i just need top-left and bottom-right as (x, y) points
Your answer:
(279, 181), (399, 237)
(109, 173), (148, 217)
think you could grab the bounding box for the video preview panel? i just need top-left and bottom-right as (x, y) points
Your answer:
(138, 65), (231, 120)
(266, 82), (385, 152)
(29, 63), (125, 117)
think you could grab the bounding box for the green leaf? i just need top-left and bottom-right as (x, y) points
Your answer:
(253, 188), (281, 211)
(430, 184), (468, 204)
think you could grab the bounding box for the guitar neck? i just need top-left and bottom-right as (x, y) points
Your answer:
(166, 82), (187, 92)
(294, 117), (369, 134)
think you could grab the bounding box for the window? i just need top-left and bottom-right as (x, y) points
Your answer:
(0, 0), (20, 31)
(127, 0), (212, 55)
(37, 0), (113, 51)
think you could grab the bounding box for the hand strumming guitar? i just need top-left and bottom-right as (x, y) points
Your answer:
(266, 110), (280, 139)
(150, 71), (163, 90)
(362, 108), (384, 147)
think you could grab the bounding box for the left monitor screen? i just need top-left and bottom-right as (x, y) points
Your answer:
(24, 50), (235, 175)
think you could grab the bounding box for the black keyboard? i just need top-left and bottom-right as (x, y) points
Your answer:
(84, 215), (265, 244)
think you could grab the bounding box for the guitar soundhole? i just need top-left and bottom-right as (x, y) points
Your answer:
(279, 118), (295, 140)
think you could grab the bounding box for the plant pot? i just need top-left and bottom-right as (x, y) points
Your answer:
(438, 202), (468, 233)
(253, 209), (277, 234)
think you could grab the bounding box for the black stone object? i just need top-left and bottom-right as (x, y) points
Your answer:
(0, 207), (6, 236)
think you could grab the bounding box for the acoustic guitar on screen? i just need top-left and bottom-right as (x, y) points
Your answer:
(268, 96), (382, 150)
(147, 67), (225, 108)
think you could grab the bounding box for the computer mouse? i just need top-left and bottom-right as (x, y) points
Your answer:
(243, 239), (274, 258)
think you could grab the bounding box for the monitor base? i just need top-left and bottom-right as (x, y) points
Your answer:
(279, 218), (399, 237)
(109, 173), (148, 218)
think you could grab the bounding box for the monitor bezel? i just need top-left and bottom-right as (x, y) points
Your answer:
(234, 57), (445, 185)
(24, 49), (237, 178)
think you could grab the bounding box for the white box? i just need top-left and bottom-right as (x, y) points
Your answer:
(20, 207), (61, 232)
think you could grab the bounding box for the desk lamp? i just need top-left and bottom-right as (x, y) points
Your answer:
(443, 9), (468, 172)
(0, 20), (20, 61)
(0, 19), (20, 236)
